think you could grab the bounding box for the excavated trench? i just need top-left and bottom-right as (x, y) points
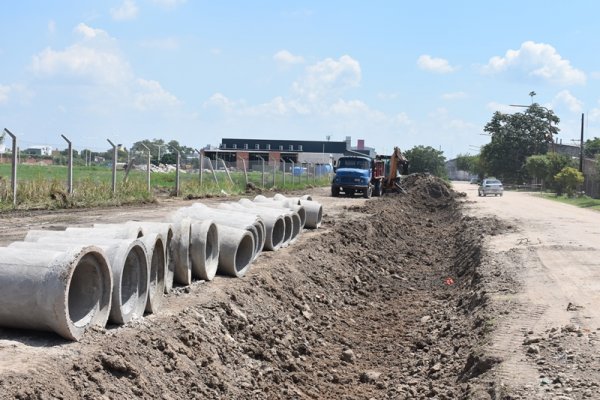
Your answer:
(0, 175), (503, 399)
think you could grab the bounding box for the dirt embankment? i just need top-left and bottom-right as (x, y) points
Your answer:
(0, 175), (506, 399)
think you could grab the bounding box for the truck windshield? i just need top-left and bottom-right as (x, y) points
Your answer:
(337, 158), (370, 170)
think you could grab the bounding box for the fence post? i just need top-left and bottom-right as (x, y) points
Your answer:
(106, 139), (117, 194)
(206, 157), (219, 186)
(171, 146), (181, 197)
(4, 129), (17, 207)
(257, 156), (265, 188)
(60, 135), (73, 195)
(241, 158), (248, 187)
(281, 159), (286, 187)
(272, 159), (276, 187)
(195, 149), (204, 187)
(290, 160), (295, 186)
(220, 158), (234, 185)
(139, 143), (151, 194)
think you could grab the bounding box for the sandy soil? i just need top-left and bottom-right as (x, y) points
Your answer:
(456, 181), (600, 399)
(0, 176), (598, 399)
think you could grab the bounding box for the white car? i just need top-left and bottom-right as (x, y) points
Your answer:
(478, 179), (503, 197)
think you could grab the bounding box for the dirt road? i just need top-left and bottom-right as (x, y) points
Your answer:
(455, 181), (600, 399)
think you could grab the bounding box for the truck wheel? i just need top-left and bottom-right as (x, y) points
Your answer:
(331, 187), (340, 197)
(374, 181), (383, 197)
(363, 187), (372, 199)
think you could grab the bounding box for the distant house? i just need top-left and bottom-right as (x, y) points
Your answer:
(23, 145), (53, 156)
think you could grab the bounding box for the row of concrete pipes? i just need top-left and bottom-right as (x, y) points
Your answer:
(0, 194), (323, 341)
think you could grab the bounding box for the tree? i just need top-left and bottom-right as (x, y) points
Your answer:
(404, 145), (447, 178)
(455, 153), (485, 177)
(584, 137), (600, 158)
(554, 167), (583, 197)
(525, 155), (550, 188)
(480, 104), (560, 183)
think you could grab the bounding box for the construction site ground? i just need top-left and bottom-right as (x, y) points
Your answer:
(0, 175), (599, 399)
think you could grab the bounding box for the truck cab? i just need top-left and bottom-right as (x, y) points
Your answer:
(331, 156), (375, 198)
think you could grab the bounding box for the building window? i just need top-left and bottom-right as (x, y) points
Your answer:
(220, 143), (225, 149)
(298, 145), (303, 151)
(232, 144), (237, 149)
(289, 145), (293, 151)
(279, 145), (283, 150)
(266, 144), (271, 150)
(244, 143), (248, 150)
(255, 144), (260, 150)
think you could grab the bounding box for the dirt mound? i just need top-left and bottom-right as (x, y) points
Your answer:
(0, 175), (504, 399)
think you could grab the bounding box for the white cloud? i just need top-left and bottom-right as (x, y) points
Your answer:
(0, 85), (9, 104)
(483, 41), (586, 85)
(417, 55), (456, 74)
(111, 0), (139, 21)
(74, 23), (108, 40)
(273, 50), (305, 66)
(553, 90), (583, 113)
(292, 55), (361, 101)
(377, 92), (399, 101)
(203, 92), (238, 112)
(134, 79), (180, 110)
(150, 0), (186, 8)
(441, 91), (467, 100)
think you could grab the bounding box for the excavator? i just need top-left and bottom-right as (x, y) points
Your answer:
(331, 146), (409, 198)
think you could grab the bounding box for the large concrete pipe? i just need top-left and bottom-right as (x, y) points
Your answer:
(258, 194), (322, 229)
(11, 237), (149, 325)
(25, 225), (144, 243)
(217, 225), (255, 278)
(137, 232), (165, 314)
(239, 199), (301, 245)
(217, 203), (285, 251)
(172, 206), (265, 261)
(171, 218), (193, 286)
(122, 221), (175, 294)
(252, 195), (307, 230)
(237, 200), (292, 247)
(190, 220), (219, 281)
(0, 245), (112, 340)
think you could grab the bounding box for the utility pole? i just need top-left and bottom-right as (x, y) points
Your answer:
(579, 113), (584, 173)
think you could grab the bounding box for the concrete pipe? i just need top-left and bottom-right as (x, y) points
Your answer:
(171, 218), (193, 286)
(240, 199), (300, 245)
(256, 195), (322, 229)
(245, 197), (307, 230)
(216, 225), (255, 278)
(190, 220), (219, 281)
(123, 221), (175, 294)
(172, 206), (265, 261)
(0, 245), (112, 341)
(11, 237), (149, 325)
(25, 226), (144, 243)
(137, 233), (165, 314)
(217, 203), (285, 251)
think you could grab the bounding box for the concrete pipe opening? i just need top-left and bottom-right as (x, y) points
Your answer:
(282, 215), (293, 246)
(289, 213), (301, 244)
(68, 252), (111, 329)
(164, 228), (175, 293)
(300, 200), (323, 229)
(217, 226), (255, 278)
(145, 236), (165, 314)
(270, 217), (285, 250)
(190, 220), (220, 281)
(120, 244), (148, 320)
(234, 233), (255, 276)
(252, 221), (265, 259)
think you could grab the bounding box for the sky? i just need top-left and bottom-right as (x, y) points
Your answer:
(1, 1), (600, 158)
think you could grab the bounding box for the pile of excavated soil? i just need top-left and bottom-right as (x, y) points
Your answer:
(0, 175), (505, 399)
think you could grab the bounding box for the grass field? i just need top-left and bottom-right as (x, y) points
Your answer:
(538, 193), (600, 211)
(0, 163), (330, 211)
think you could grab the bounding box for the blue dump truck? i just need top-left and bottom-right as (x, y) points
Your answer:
(331, 147), (409, 198)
